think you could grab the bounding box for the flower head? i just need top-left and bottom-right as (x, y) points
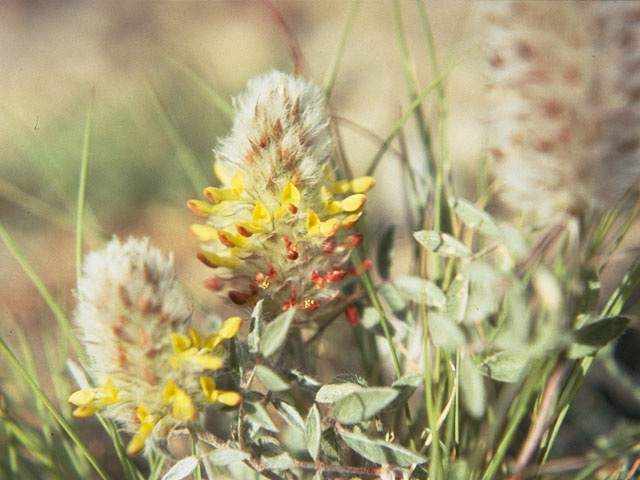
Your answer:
(69, 237), (241, 455)
(188, 71), (373, 318)
(483, 2), (640, 220)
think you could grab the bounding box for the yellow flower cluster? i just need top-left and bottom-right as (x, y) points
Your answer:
(189, 71), (373, 318)
(68, 238), (241, 455)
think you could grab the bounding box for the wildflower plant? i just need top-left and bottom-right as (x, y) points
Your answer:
(3, 2), (640, 480)
(188, 71), (373, 319)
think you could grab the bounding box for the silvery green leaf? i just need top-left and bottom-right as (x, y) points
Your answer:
(244, 401), (278, 433)
(334, 387), (399, 424)
(377, 224), (396, 280)
(478, 351), (528, 383)
(380, 282), (408, 316)
(272, 398), (305, 433)
(428, 312), (466, 350)
(413, 230), (471, 258)
(284, 369), (321, 392)
(460, 357), (486, 419)
(260, 308), (296, 358)
(255, 365), (290, 392)
(392, 373), (423, 389)
(463, 262), (500, 324)
(389, 373), (423, 407)
(248, 300), (264, 354)
(446, 273), (469, 323)
(260, 452), (295, 471)
(338, 429), (427, 467)
(395, 276), (446, 309)
(498, 223), (529, 260)
(208, 449), (250, 466)
(305, 404), (322, 461)
(449, 197), (501, 237)
(161, 456), (199, 480)
(316, 383), (365, 403)
(361, 307), (382, 328)
(568, 315), (631, 359)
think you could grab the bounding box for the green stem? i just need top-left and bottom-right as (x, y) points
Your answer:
(0, 336), (111, 480)
(323, 1), (359, 97)
(76, 91), (94, 277)
(0, 221), (83, 358)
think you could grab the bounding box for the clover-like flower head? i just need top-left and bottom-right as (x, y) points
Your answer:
(68, 237), (241, 455)
(188, 71), (373, 319)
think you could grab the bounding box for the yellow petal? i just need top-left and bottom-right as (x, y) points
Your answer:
(230, 171), (244, 192)
(219, 316), (242, 339)
(190, 224), (218, 242)
(197, 251), (239, 269)
(171, 333), (190, 354)
(327, 201), (343, 214)
(213, 160), (232, 185)
(200, 376), (218, 402)
(306, 209), (320, 234)
(350, 176), (376, 193)
(342, 212), (362, 229)
(320, 186), (333, 205)
(126, 420), (154, 456)
(204, 333), (222, 350)
(331, 180), (351, 194)
(282, 181), (301, 207)
(187, 200), (212, 216)
(189, 354), (224, 370)
(172, 391), (196, 421)
(72, 405), (99, 418)
(320, 218), (341, 237)
(188, 328), (203, 348)
(163, 380), (179, 401)
(253, 201), (271, 223)
(68, 389), (95, 407)
(217, 391), (242, 406)
(341, 194), (367, 212)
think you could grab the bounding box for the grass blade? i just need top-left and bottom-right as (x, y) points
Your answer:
(162, 55), (233, 120)
(76, 90), (95, 277)
(0, 335), (111, 480)
(0, 221), (83, 357)
(148, 80), (209, 195)
(364, 51), (469, 177)
(323, 1), (359, 97)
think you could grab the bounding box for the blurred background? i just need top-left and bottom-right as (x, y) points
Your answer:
(0, 0), (485, 314)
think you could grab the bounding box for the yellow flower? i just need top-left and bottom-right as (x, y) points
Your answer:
(188, 71), (374, 319)
(69, 237), (242, 455)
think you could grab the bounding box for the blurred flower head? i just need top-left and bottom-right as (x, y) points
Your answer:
(484, 2), (640, 221)
(188, 71), (373, 319)
(68, 237), (241, 455)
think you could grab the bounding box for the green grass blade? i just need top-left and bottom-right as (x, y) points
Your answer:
(0, 177), (76, 232)
(364, 51), (468, 177)
(0, 221), (83, 357)
(76, 91), (95, 277)
(392, 1), (435, 173)
(148, 81), (209, 194)
(0, 335), (111, 480)
(323, 1), (359, 97)
(162, 55), (233, 120)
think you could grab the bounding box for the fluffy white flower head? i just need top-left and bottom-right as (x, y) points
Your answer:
(69, 237), (241, 455)
(188, 71), (374, 319)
